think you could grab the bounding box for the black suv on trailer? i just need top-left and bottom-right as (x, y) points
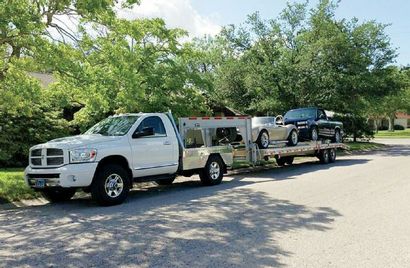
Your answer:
(284, 107), (343, 142)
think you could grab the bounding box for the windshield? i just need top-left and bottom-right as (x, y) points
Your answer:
(85, 116), (139, 136)
(252, 117), (275, 125)
(285, 109), (316, 120)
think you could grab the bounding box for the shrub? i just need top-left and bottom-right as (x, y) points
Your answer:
(333, 114), (374, 141)
(394, 124), (405, 130)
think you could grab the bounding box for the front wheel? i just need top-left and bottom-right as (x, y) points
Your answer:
(200, 155), (224, 186)
(91, 164), (130, 206)
(310, 127), (319, 141)
(41, 188), (76, 203)
(257, 130), (270, 149)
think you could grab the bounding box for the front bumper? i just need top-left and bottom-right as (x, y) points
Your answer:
(24, 162), (98, 188)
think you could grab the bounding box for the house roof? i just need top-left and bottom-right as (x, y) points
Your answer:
(396, 112), (410, 119)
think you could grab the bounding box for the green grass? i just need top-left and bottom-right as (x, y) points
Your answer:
(0, 168), (39, 203)
(345, 141), (385, 152)
(374, 129), (410, 138)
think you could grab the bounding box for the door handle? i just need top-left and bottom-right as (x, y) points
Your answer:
(163, 141), (171, 145)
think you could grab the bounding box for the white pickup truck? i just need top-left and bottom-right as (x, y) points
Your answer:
(25, 112), (234, 206)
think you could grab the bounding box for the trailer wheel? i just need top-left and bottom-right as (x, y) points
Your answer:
(285, 156), (294, 165)
(200, 155), (224, 186)
(41, 188), (76, 203)
(319, 149), (330, 164)
(329, 148), (337, 163)
(275, 157), (287, 167)
(91, 164), (130, 206)
(156, 176), (176, 185)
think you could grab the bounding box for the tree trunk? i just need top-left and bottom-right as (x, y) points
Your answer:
(388, 115), (395, 132)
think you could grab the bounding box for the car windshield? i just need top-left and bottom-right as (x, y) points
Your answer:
(285, 109), (316, 120)
(252, 117), (275, 125)
(85, 116), (139, 136)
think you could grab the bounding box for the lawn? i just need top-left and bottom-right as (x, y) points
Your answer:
(0, 168), (39, 203)
(345, 141), (386, 152)
(374, 129), (410, 138)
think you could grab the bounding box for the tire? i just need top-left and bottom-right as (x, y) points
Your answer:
(156, 176), (176, 186)
(257, 130), (270, 149)
(329, 148), (337, 163)
(199, 155), (224, 186)
(287, 129), (298, 146)
(41, 188), (76, 203)
(310, 126), (319, 141)
(333, 129), (341, 143)
(319, 149), (330, 164)
(276, 157), (287, 166)
(91, 164), (130, 206)
(285, 156), (294, 165)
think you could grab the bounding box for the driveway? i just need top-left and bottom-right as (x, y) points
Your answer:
(1, 139), (409, 267)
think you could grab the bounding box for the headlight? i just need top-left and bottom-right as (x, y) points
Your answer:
(69, 148), (97, 163)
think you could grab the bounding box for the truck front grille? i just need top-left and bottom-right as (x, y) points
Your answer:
(30, 148), (64, 167)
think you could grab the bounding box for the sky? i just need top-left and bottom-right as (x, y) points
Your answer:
(120, 0), (410, 66)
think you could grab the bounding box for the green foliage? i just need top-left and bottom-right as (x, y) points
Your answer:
(0, 68), (69, 166)
(192, 0), (399, 139)
(333, 114), (374, 141)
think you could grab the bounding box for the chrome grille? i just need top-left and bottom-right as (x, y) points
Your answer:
(30, 148), (64, 167)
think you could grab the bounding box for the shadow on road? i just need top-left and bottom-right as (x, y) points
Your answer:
(0, 158), (368, 267)
(0, 185), (342, 267)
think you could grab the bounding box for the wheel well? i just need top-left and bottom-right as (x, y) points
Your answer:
(209, 153), (227, 174)
(94, 155), (133, 186)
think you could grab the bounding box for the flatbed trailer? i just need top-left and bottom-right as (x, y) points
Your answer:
(178, 116), (347, 168)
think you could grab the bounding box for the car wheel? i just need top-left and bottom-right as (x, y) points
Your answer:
(319, 149), (330, 164)
(156, 176), (176, 185)
(287, 129), (298, 146)
(199, 155), (224, 186)
(41, 188), (76, 203)
(257, 130), (270, 149)
(311, 127), (319, 141)
(91, 164), (130, 206)
(333, 129), (341, 143)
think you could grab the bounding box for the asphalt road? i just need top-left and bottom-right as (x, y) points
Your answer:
(1, 139), (410, 267)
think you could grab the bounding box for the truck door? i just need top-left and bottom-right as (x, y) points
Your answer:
(130, 116), (178, 177)
(317, 109), (331, 137)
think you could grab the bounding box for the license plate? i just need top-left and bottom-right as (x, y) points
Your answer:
(35, 179), (46, 188)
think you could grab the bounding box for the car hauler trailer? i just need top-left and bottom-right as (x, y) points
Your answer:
(25, 112), (347, 206)
(179, 115), (347, 167)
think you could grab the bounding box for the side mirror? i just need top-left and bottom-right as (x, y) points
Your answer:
(132, 127), (154, 138)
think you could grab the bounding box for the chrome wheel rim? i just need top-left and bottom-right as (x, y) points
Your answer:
(335, 131), (340, 143)
(209, 162), (220, 180)
(312, 129), (318, 141)
(291, 131), (298, 144)
(104, 174), (124, 198)
(261, 132), (269, 148)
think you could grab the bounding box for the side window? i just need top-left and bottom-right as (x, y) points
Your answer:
(136, 116), (167, 137)
(317, 110), (326, 120)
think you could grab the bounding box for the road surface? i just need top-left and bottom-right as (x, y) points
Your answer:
(1, 139), (409, 267)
